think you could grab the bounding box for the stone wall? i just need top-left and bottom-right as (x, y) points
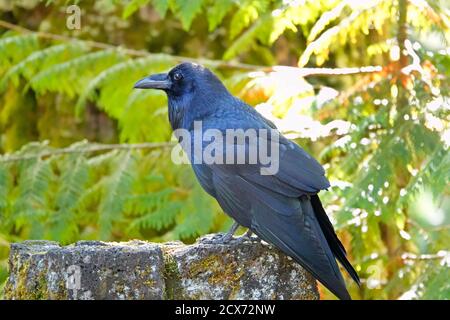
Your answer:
(4, 235), (319, 300)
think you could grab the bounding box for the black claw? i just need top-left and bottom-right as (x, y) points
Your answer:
(199, 233), (233, 245)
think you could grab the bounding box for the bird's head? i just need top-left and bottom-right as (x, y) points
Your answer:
(134, 62), (225, 98)
(134, 62), (231, 130)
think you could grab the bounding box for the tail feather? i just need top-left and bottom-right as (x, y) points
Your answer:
(252, 196), (352, 300)
(310, 195), (361, 286)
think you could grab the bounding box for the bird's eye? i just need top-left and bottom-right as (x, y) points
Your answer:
(173, 72), (183, 81)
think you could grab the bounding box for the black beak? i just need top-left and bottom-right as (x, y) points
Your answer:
(134, 73), (171, 90)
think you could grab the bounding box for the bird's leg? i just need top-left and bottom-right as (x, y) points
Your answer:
(200, 222), (240, 244)
(234, 228), (260, 243)
(221, 221), (240, 242)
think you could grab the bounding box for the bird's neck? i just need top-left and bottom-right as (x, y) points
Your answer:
(167, 94), (190, 131)
(167, 89), (232, 131)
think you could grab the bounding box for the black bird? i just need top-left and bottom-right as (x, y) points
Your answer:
(134, 62), (360, 300)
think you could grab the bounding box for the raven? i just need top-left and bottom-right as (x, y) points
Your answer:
(134, 62), (360, 300)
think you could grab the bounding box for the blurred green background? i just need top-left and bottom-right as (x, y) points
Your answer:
(0, 0), (449, 299)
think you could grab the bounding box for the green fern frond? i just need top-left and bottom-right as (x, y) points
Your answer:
(173, 181), (218, 240)
(399, 146), (449, 207)
(229, 0), (270, 40)
(128, 201), (182, 232)
(55, 155), (89, 212)
(29, 49), (125, 98)
(125, 188), (175, 215)
(0, 164), (10, 212)
(420, 262), (450, 299)
(0, 42), (88, 92)
(43, 153), (89, 243)
(122, 0), (152, 19)
(298, 0), (387, 66)
(75, 54), (172, 117)
(224, 15), (267, 60)
(307, 1), (348, 43)
(207, 0), (234, 31)
(11, 158), (53, 235)
(171, 0), (205, 30)
(224, 0), (324, 61)
(153, 0), (170, 17)
(120, 85), (170, 142)
(0, 33), (39, 72)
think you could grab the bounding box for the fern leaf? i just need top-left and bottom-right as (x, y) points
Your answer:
(1, 42), (89, 93)
(13, 158), (53, 233)
(153, 0), (170, 17)
(172, 0), (205, 30)
(75, 54), (172, 116)
(399, 146), (449, 207)
(128, 201), (181, 232)
(120, 89), (170, 142)
(0, 164), (10, 213)
(298, 1), (383, 66)
(173, 179), (218, 240)
(125, 188), (174, 215)
(29, 49), (125, 98)
(207, 0), (234, 31)
(122, 0), (151, 18)
(43, 151), (90, 242)
(0, 33), (39, 72)
(98, 151), (136, 239)
(307, 1), (347, 43)
(224, 16), (265, 60)
(55, 155), (89, 212)
(229, 0), (270, 40)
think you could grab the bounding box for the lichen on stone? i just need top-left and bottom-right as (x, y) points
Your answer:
(4, 236), (319, 300)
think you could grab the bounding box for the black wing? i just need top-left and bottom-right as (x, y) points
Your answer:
(190, 121), (358, 299)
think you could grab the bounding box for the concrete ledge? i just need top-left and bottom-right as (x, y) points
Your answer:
(4, 235), (319, 300)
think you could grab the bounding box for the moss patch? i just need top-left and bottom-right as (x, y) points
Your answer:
(187, 253), (244, 298)
(4, 252), (49, 299)
(162, 250), (182, 299)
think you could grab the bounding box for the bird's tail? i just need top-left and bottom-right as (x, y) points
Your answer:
(310, 195), (361, 286)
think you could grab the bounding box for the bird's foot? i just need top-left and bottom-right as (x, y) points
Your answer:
(199, 222), (240, 245)
(234, 229), (260, 243)
(198, 223), (259, 245)
(199, 232), (259, 245)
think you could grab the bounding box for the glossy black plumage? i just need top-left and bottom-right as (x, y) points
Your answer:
(134, 62), (360, 300)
